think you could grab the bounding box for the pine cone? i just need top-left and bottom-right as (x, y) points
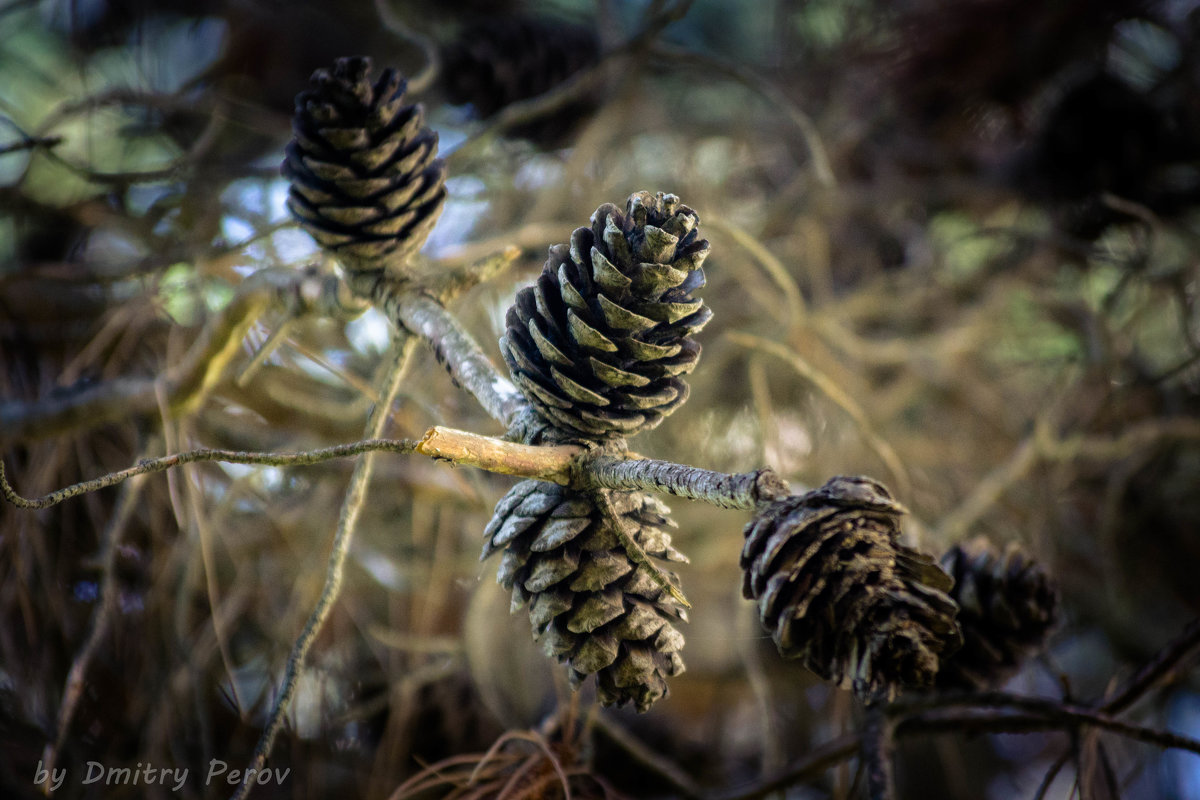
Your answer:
(482, 479), (688, 712)
(441, 15), (601, 143)
(283, 56), (447, 276)
(938, 536), (1058, 689)
(500, 191), (712, 440)
(741, 476), (962, 701)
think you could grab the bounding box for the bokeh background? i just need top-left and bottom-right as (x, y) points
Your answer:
(2, 0), (1200, 797)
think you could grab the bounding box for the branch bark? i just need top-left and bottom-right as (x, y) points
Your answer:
(350, 275), (529, 429)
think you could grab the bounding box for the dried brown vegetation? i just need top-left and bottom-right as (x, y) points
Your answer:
(3, 1), (1200, 798)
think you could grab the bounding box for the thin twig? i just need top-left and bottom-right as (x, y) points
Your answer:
(647, 43), (835, 188)
(417, 425), (582, 482)
(1034, 750), (1072, 800)
(896, 706), (1200, 757)
(231, 335), (417, 800)
(1, 439), (417, 510)
(591, 710), (704, 799)
(445, 0), (695, 171)
(581, 454), (790, 509)
(40, 465), (149, 794)
(1101, 618), (1200, 715)
(862, 705), (897, 800)
(352, 275), (529, 428)
(705, 217), (806, 324)
(709, 734), (861, 800)
(4, 425), (797, 513)
(373, 0), (440, 94)
(0, 134), (63, 157)
(938, 417), (1200, 539)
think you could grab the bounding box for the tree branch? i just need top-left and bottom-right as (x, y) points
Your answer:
(4, 426), (788, 515)
(581, 454), (790, 509)
(350, 274), (529, 429)
(416, 425), (580, 482)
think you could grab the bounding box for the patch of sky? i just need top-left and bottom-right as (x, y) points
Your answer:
(346, 307), (392, 357)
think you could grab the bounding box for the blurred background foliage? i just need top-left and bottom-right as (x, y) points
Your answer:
(2, 0), (1200, 797)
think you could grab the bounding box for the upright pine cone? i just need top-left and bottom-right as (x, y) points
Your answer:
(441, 15), (601, 143)
(283, 56), (447, 276)
(741, 476), (962, 700)
(500, 192), (711, 440)
(938, 537), (1058, 689)
(482, 480), (688, 712)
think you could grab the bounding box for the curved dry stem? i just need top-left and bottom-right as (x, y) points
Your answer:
(229, 336), (416, 800)
(647, 43), (835, 188)
(373, 0), (440, 94)
(728, 331), (911, 498)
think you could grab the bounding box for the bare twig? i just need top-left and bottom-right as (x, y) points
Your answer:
(1, 439), (417, 510)
(591, 710), (704, 799)
(4, 424), (794, 514)
(705, 217), (806, 324)
(0, 134), (63, 157)
(709, 734), (861, 800)
(1034, 750), (1072, 800)
(372, 0), (440, 94)
(39, 464), (149, 794)
(1101, 618), (1200, 715)
(231, 336), (417, 800)
(897, 706), (1200, 756)
(444, 0), (695, 171)
(417, 425), (582, 482)
(581, 454), (790, 509)
(862, 706), (897, 800)
(939, 417), (1200, 539)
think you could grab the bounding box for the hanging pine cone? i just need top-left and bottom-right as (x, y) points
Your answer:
(283, 56), (447, 276)
(500, 191), (711, 440)
(482, 479), (688, 712)
(741, 476), (962, 701)
(937, 536), (1058, 689)
(441, 14), (601, 143)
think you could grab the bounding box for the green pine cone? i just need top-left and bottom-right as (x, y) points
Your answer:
(283, 56), (446, 276)
(500, 191), (712, 440)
